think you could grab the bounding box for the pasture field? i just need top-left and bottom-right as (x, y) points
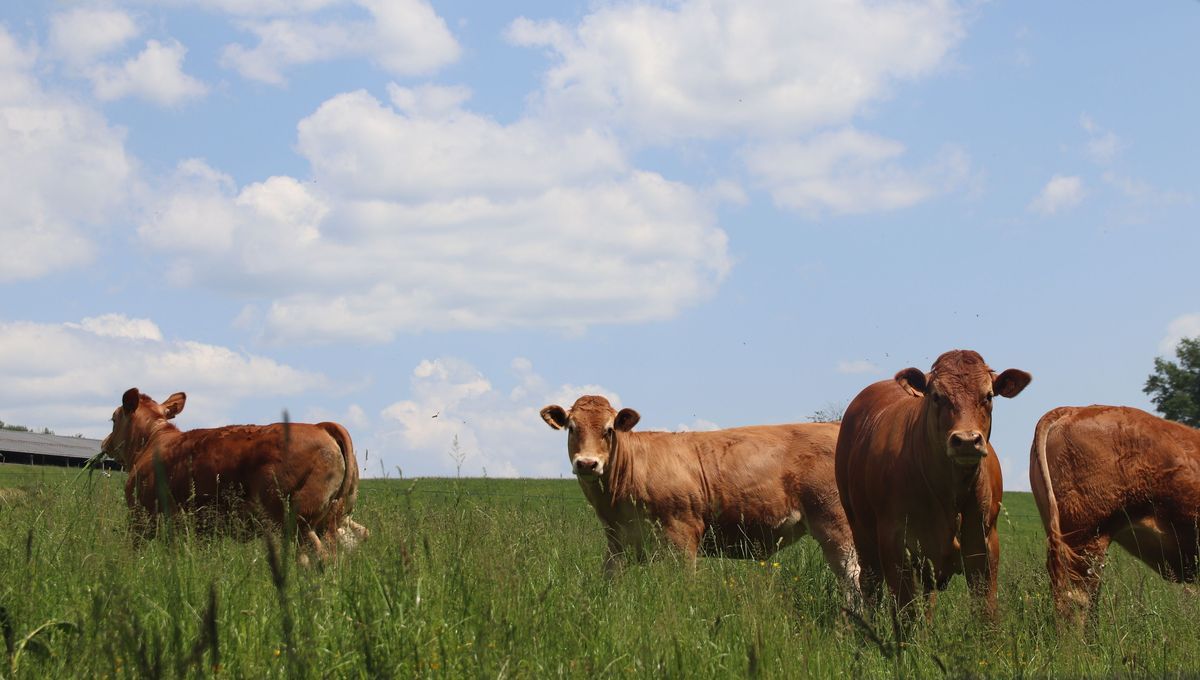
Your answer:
(1, 461), (1199, 678)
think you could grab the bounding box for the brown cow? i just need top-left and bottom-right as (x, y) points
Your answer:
(835, 350), (1031, 619)
(1030, 405), (1200, 621)
(539, 396), (860, 592)
(101, 388), (368, 559)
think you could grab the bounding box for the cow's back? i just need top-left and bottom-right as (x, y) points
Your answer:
(127, 422), (349, 530)
(626, 423), (836, 516)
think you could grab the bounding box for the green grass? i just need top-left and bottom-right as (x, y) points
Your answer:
(1, 461), (1199, 677)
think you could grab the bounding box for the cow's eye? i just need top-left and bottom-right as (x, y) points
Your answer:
(930, 393), (942, 405)
(984, 393), (993, 404)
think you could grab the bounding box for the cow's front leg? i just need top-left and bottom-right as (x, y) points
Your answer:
(807, 512), (863, 609)
(880, 531), (920, 624)
(662, 518), (703, 571)
(602, 528), (628, 577)
(961, 520), (1000, 622)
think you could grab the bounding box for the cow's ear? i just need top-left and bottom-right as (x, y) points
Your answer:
(121, 388), (140, 414)
(162, 392), (187, 419)
(540, 405), (568, 430)
(614, 408), (640, 432)
(993, 369), (1031, 398)
(895, 368), (927, 397)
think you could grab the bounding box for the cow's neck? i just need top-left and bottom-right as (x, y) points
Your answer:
(579, 433), (639, 517)
(908, 418), (982, 518)
(129, 418), (181, 466)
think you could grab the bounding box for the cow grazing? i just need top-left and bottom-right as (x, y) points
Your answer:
(1031, 405), (1200, 620)
(835, 350), (1031, 619)
(101, 388), (368, 559)
(539, 395), (860, 591)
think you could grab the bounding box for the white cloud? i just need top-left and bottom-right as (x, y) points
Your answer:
(298, 85), (626, 200)
(743, 128), (969, 215)
(49, 8), (139, 67)
(91, 39), (208, 106)
(510, 0), (967, 217)
(68, 314), (163, 341)
(1159, 313), (1200, 356)
(1081, 114), (1122, 165)
(379, 357), (621, 477)
(140, 86), (730, 342)
(510, 0), (964, 141)
(1029, 174), (1084, 215)
(676, 418), (720, 432)
(220, 0), (459, 84)
(166, 0), (344, 15)
(0, 315), (327, 437)
(836, 359), (878, 374)
(0, 28), (134, 282)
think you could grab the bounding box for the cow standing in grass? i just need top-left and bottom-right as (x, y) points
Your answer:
(1031, 405), (1200, 622)
(540, 395), (860, 594)
(835, 350), (1030, 620)
(101, 388), (367, 560)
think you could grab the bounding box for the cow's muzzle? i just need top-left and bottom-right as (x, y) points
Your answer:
(948, 430), (986, 464)
(573, 457), (603, 477)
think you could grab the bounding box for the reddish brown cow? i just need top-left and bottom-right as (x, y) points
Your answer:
(101, 388), (367, 558)
(540, 396), (860, 592)
(835, 350), (1030, 618)
(1031, 405), (1200, 620)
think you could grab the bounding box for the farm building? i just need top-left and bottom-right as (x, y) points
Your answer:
(0, 429), (115, 469)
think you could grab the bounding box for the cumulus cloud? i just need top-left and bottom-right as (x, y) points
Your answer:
(743, 128), (969, 215)
(1159, 313), (1200, 356)
(0, 28), (134, 282)
(48, 8), (207, 107)
(48, 7), (139, 67)
(0, 315), (327, 437)
(90, 39), (208, 106)
(164, 0), (343, 15)
(1029, 174), (1084, 215)
(67, 314), (164, 341)
(510, 0), (968, 217)
(509, 0), (964, 141)
(140, 86), (730, 342)
(220, 0), (459, 84)
(836, 359), (878, 374)
(379, 357), (623, 477)
(1081, 114), (1122, 165)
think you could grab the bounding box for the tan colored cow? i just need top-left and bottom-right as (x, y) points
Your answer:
(1031, 405), (1200, 620)
(101, 388), (367, 559)
(540, 395), (860, 591)
(835, 350), (1030, 619)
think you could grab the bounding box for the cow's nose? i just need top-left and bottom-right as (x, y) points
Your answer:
(574, 458), (600, 474)
(949, 431), (984, 450)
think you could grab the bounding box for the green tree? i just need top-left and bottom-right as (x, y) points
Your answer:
(1144, 336), (1200, 426)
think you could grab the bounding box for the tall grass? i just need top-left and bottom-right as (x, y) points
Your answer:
(2, 463), (1199, 677)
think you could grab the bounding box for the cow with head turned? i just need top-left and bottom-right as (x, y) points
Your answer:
(835, 350), (1031, 619)
(1031, 405), (1200, 623)
(101, 388), (368, 560)
(540, 395), (861, 595)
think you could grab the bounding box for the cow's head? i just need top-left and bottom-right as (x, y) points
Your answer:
(540, 395), (640, 478)
(895, 350), (1030, 466)
(100, 388), (186, 466)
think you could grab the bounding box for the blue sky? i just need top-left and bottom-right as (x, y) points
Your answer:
(1, 1), (1197, 488)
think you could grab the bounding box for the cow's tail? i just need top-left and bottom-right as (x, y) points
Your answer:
(318, 422), (359, 524)
(1030, 409), (1079, 612)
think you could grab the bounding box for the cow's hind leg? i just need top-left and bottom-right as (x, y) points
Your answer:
(1055, 534), (1110, 626)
